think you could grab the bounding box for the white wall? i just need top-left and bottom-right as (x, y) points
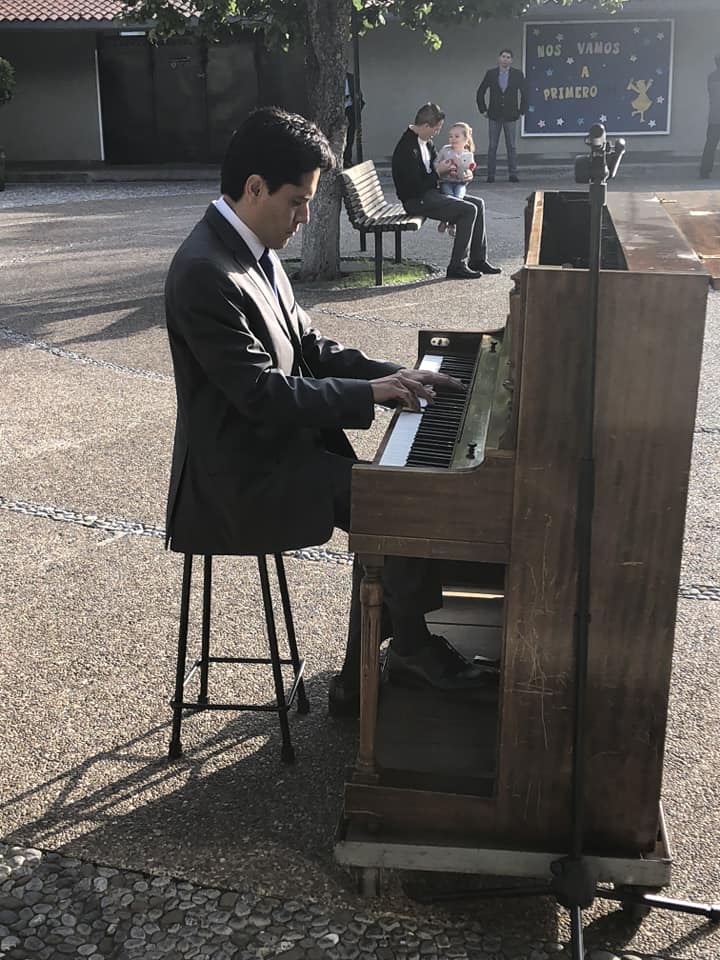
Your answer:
(356, 11), (720, 163)
(0, 31), (102, 165)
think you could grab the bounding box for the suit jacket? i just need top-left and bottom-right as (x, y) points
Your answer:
(164, 204), (400, 556)
(391, 127), (439, 205)
(476, 67), (528, 122)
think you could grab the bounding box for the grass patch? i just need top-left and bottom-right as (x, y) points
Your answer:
(286, 257), (435, 289)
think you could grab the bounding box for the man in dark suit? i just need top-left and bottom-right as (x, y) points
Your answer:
(392, 102), (501, 280)
(164, 106), (477, 718)
(344, 71), (365, 167)
(700, 54), (720, 179)
(476, 48), (528, 183)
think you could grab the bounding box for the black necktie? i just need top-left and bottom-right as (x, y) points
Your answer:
(258, 248), (277, 298)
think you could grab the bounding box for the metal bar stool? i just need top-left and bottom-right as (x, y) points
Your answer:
(168, 553), (309, 764)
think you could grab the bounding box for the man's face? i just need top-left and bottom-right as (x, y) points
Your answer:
(498, 52), (513, 69)
(254, 169), (320, 250)
(419, 120), (443, 141)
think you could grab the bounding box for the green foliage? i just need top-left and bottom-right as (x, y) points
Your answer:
(118, 0), (628, 46)
(0, 57), (15, 105)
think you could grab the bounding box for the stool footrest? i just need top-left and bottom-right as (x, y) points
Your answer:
(169, 553), (308, 764)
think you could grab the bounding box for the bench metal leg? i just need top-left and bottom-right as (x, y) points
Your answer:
(394, 231), (402, 263)
(374, 231), (383, 286)
(359, 229), (367, 253)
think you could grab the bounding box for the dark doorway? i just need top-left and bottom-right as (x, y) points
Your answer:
(97, 33), (261, 164)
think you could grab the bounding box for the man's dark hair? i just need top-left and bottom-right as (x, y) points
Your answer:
(414, 102), (445, 127)
(221, 106), (335, 199)
(499, 48), (514, 58)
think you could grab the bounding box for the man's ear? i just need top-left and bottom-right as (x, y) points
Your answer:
(246, 174), (265, 200)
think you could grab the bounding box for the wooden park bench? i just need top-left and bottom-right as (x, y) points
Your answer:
(340, 160), (425, 286)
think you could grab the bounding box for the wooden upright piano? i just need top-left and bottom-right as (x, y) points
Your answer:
(336, 191), (709, 887)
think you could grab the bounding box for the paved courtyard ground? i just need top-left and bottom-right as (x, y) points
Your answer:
(0, 169), (719, 960)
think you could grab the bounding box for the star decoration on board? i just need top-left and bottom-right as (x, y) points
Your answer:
(556, 118), (565, 126)
(533, 28), (540, 36)
(649, 120), (657, 128)
(656, 68), (664, 75)
(528, 105), (536, 112)
(590, 31), (598, 39)
(556, 33), (564, 41)
(566, 57), (575, 65)
(630, 55), (638, 62)
(657, 96), (665, 104)
(657, 32), (665, 40)
(578, 118), (585, 125)
(600, 114), (608, 122)
(633, 26), (641, 34)
(546, 68), (554, 76)
(538, 120), (546, 128)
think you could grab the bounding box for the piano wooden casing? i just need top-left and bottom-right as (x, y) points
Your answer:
(344, 191), (708, 857)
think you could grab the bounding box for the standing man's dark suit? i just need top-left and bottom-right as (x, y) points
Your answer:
(700, 55), (720, 179)
(476, 50), (528, 182)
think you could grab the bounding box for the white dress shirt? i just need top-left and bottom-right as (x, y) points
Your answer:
(212, 196), (278, 294)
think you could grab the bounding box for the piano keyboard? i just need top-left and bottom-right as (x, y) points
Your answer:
(378, 353), (477, 467)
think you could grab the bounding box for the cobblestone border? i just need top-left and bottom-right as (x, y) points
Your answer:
(0, 842), (666, 960)
(1, 496), (718, 601)
(0, 326), (172, 383)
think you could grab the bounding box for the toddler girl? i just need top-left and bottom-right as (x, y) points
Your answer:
(434, 122), (476, 237)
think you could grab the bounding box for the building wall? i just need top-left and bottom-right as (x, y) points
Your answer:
(356, 10), (720, 163)
(0, 30), (102, 164)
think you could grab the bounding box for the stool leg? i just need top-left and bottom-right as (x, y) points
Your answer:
(274, 553), (309, 715)
(169, 553), (193, 760)
(198, 555), (212, 705)
(258, 556), (295, 764)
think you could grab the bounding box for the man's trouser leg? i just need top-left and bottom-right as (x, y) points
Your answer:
(466, 196), (488, 264)
(504, 120), (518, 176)
(344, 107), (356, 167)
(487, 119), (502, 178)
(700, 123), (720, 177)
(324, 451), (441, 688)
(405, 191), (478, 269)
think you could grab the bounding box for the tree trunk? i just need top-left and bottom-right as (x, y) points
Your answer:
(297, 0), (351, 281)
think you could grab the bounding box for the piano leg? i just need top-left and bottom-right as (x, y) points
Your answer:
(356, 555), (384, 783)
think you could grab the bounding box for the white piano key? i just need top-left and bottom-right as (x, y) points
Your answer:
(378, 355), (443, 466)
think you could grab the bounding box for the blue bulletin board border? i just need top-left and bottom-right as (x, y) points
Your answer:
(521, 19), (674, 137)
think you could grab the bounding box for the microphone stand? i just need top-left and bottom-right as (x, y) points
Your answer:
(408, 127), (720, 960)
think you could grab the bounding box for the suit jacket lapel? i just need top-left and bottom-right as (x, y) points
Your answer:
(203, 204), (297, 347)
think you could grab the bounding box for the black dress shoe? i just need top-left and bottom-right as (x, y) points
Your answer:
(509, 175), (519, 183)
(468, 260), (502, 275)
(328, 674), (360, 718)
(388, 647), (498, 693)
(446, 264), (482, 279)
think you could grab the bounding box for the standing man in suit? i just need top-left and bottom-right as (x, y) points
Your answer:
(392, 102), (501, 280)
(476, 48), (528, 183)
(164, 106), (477, 718)
(344, 71), (364, 168)
(700, 54), (720, 179)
